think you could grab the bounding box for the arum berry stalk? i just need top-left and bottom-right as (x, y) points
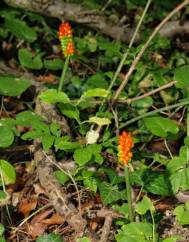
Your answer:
(118, 131), (134, 222)
(58, 22), (74, 92)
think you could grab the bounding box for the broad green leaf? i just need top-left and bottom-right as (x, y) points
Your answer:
(16, 111), (43, 126)
(54, 171), (69, 185)
(41, 134), (54, 150)
(115, 222), (153, 242)
(113, 203), (129, 217)
(36, 233), (63, 242)
(143, 116), (179, 137)
(174, 202), (189, 225)
(88, 117), (111, 126)
(83, 177), (98, 192)
(81, 88), (109, 100)
(43, 58), (63, 70)
(143, 170), (172, 196)
(50, 122), (61, 137)
(0, 75), (32, 96)
(174, 65), (189, 88)
(18, 49), (43, 69)
(136, 196), (154, 215)
(98, 181), (125, 205)
(132, 97), (153, 109)
(55, 137), (80, 151)
(0, 160), (16, 185)
(59, 103), (80, 122)
(73, 147), (92, 166)
(39, 89), (70, 104)
(170, 167), (189, 193)
(0, 124), (14, 148)
(5, 17), (37, 42)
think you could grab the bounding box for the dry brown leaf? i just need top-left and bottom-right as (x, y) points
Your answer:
(31, 209), (53, 224)
(42, 213), (65, 225)
(19, 199), (37, 216)
(26, 222), (47, 239)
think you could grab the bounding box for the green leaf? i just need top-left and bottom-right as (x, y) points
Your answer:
(18, 49), (43, 69)
(162, 236), (182, 242)
(0, 160), (16, 185)
(115, 222), (153, 242)
(36, 233), (63, 242)
(174, 65), (189, 88)
(83, 177), (98, 192)
(88, 117), (111, 126)
(59, 103), (80, 122)
(0, 191), (8, 202)
(98, 181), (125, 205)
(0, 224), (4, 236)
(50, 122), (61, 137)
(41, 134), (54, 150)
(55, 137), (80, 151)
(136, 196), (154, 215)
(0, 125), (14, 148)
(174, 202), (189, 225)
(43, 59), (64, 70)
(16, 111), (43, 126)
(132, 97), (153, 109)
(54, 171), (69, 185)
(170, 167), (189, 193)
(143, 170), (172, 196)
(73, 147), (92, 166)
(81, 88), (109, 100)
(143, 116), (179, 137)
(76, 237), (90, 242)
(5, 17), (37, 42)
(0, 75), (32, 96)
(39, 89), (70, 104)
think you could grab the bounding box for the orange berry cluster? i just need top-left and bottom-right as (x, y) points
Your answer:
(58, 22), (74, 57)
(118, 131), (133, 166)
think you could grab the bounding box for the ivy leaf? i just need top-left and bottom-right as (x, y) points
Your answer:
(39, 89), (70, 104)
(18, 49), (43, 70)
(0, 75), (32, 96)
(143, 116), (179, 137)
(98, 181), (125, 205)
(0, 160), (16, 185)
(5, 17), (37, 42)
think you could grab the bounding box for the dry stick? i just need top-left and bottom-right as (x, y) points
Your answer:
(126, 80), (177, 104)
(112, 0), (189, 103)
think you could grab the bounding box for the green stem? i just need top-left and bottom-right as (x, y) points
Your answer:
(187, 105), (189, 164)
(124, 165), (134, 222)
(150, 210), (156, 242)
(120, 100), (189, 128)
(58, 56), (70, 92)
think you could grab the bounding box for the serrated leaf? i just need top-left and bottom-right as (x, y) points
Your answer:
(0, 160), (16, 185)
(0, 75), (32, 96)
(88, 117), (111, 126)
(144, 116), (179, 137)
(39, 89), (70, 104)
(18, 49), (43, 70)
(5, 17), (37, 42)
(0, 124), (14, 148)
(174, 65), (189, 88)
